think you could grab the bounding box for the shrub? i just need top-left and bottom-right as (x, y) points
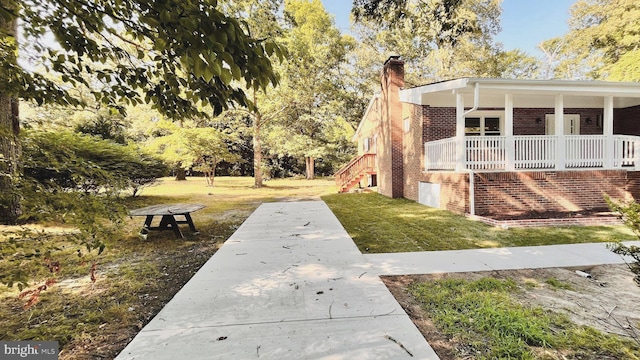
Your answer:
(606, 196), (640, 285)
(1, 130), (168, 289)
(22, 130), (168, 195)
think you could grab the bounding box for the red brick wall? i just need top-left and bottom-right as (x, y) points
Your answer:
(378, 57), (405, 198)
(401, 104), (468, 213)
(473, 170), (635, 217)
(421, 107), (606, 143)
(512, 108), (603, 135)
(422, 107), (456, 142)
(411, 172), (469, 214)
(403, 103), (424, 201)
(401, 169), (639, 217)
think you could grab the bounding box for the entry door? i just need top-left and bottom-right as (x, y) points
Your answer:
(545, 114), (580, 135)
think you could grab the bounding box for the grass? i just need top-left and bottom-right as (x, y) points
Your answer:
(322, 192), (635, 253)
(544, 277), (574, 291)
(0, 176), (336, 359)
(409, 277), (640, 359)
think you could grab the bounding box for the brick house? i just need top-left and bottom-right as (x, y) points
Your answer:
(336, 56), (640, 219)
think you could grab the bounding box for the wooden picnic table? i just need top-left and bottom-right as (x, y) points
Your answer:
(129, 203), (206, 239)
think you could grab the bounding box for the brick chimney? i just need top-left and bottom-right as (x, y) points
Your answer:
(379, 56), (405, 198)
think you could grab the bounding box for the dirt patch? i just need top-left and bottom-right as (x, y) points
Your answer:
(383, 264), (640, 359)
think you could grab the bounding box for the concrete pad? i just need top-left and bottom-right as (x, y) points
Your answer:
(117, 201), (438, 359)
(366, 241), (640, 276)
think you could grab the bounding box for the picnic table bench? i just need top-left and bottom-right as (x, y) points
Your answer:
(129, 204), (205, 239)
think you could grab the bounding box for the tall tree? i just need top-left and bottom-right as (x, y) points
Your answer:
(265, 0), (354, 179)
(219, 0), (285, 187)
(352, 0), (505, 84)
(0, 0), (282, 223)
(0, 2), (20, 222)
(547, 0), (640, 80)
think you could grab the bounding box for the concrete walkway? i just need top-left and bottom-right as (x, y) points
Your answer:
(117, 201), (639, 360)
(117, 201), (439, 359)
(366, 241), (640, 276)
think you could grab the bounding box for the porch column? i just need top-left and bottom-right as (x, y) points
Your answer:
(555, 95), (565, 170)
(603, 96), (615, 169)
(455, 92), (466, 172)
(505, 94), (515, 171)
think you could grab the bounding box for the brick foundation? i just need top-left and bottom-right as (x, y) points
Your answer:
(407, 170), (638, 219)
(473, 170), (636, 217)
(405, 172), (470, 214)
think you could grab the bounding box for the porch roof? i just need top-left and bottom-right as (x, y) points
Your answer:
(400, 78), (640, 109)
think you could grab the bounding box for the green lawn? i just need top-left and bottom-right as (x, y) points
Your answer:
(0, 176), (336, 359)
(322, 192), (635, 253)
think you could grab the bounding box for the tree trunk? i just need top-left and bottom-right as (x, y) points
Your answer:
(253, 90), (263, 188)
(305, 157), (315, 180)
(209, 165), (216, 187)
(0, 15), (21, 224)
(175, 167), (187, 181)
(253, 122), (263, 188)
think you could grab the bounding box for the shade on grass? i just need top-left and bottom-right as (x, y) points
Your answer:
(322, 193), (635, 253)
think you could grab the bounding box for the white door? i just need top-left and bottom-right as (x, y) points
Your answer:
(545, 114), (580, 135)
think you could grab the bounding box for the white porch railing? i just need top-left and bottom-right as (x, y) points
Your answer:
(425, 135), (640, 171)
(514, 135), (556, 169)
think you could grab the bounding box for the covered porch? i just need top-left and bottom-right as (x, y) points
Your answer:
(401, 78), (640, 173)
(425, 134), (640, 171)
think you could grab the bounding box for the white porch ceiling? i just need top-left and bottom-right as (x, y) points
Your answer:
(400, 78), (640, 109)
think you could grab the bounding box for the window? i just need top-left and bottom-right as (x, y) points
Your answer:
(363, 137), (371, 152)
(403, 118), (410, 133)
(465, 112), (503, 136)
(465, 117), (481, 136)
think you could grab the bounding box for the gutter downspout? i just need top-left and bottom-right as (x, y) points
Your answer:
(468, 171), (475, 216)
(463, 82), (480, 116)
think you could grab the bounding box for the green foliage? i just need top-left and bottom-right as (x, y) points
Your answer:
(74, 113), (128, 145)
(0, 130), (167, 288)
(1, 0), (284, 118)
(22, 130), (168, 195)
(262, 0), (356, 177)
(350, 0), (534, 83)
(545, 277), (574, 291)
(147, 121), (240, 181)
(606, 196), (640, 284)
(410, 277), (640, 359)
(548, 0), (640, 80)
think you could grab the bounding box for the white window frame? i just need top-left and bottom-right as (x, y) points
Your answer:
(363, 137), (371, 152)
(464, 111), (504, 136)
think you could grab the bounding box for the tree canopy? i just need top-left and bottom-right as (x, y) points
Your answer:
(350, 0), (539, 84)
(1, 0), (284, 118)
(537, 0), (640, 80)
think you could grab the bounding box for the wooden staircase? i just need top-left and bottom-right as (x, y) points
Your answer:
(335, 153), (376, 193)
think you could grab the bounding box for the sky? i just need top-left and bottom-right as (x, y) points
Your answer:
(319, 0), (577, 55)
